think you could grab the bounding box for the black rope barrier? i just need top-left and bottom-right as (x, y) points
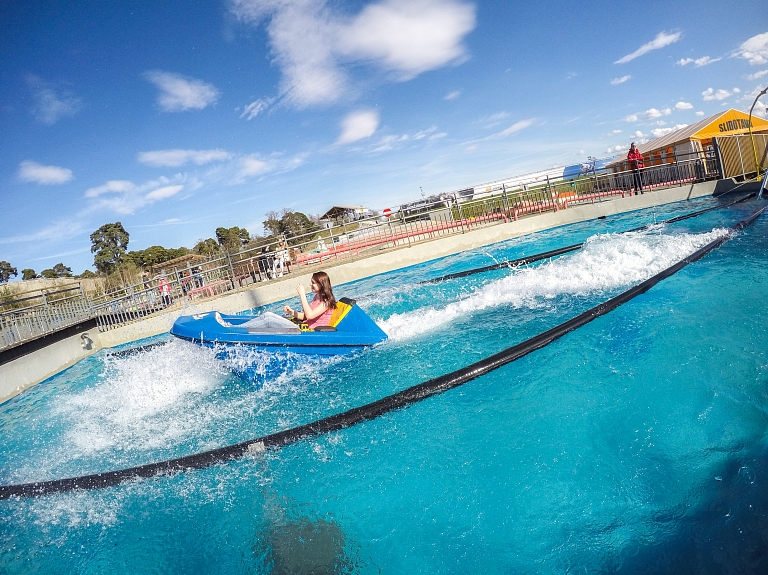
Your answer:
(1, 204), (762, 500)
(419, 193), (754, 285)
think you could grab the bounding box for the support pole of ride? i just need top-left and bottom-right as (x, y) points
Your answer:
(748, 86), (768, 179)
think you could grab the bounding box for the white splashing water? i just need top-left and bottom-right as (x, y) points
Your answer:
(39, 339), (339, 470)
(378, 229), (729, 341)
(53, 339), (230, 456)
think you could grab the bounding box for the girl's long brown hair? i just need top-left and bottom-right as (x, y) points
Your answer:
(312, 271), (336, 309)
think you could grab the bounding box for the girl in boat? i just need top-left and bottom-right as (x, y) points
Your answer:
(284, 271), (336, 328)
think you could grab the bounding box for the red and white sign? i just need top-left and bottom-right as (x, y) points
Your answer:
(383, 207), (392, 218)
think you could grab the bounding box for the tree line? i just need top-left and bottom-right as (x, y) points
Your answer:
(0, 209), (321, 284)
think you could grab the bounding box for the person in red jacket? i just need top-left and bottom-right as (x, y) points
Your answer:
(627, 142), (644, 195)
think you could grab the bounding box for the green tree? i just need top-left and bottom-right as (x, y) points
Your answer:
(76, 270), (98, 279)
(90, 222), (129, 274)
(263, 211), (282, 237)
(215, 226), (250, 253)
(262, 209), (320, 241)
(40, 268), (58, 279)
(21, 268), (37, 280)
(280, 210), (320, 239)
(52, 263), (73, 277)
(194, 238), (221, 257)
(125, 245), (188, 268)
(0, 261), (17, 283)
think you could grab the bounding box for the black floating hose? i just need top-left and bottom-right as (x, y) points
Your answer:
(1, 205), (763, 501)
(107, 342), (168, 357)
(418, 193), (754, 285)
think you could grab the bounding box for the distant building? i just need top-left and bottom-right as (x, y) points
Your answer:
(607, 109), (768, 179)
(319, 206), (372, 223)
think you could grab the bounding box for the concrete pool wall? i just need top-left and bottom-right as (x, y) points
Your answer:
(0, 180), (722, 403)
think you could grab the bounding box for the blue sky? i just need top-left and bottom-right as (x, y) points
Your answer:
(2, 0), (767, 276)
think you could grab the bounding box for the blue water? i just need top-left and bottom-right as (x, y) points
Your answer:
(2, 196), (768, 574)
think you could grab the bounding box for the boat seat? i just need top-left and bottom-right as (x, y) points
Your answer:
(328, 298), (356, 328)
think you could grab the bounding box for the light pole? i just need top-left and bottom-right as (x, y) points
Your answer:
(748, 86), (768, 178)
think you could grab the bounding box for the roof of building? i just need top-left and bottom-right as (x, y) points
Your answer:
(607, 109), (768, 166)
(635, 111), (727, 153)
(320, 206), (369, 220)
(150, 253), (207, 272)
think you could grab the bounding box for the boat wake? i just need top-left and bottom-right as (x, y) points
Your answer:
(378, 228), (729, 341)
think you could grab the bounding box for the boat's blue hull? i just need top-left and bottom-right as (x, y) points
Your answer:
(170, 305), (387, 356)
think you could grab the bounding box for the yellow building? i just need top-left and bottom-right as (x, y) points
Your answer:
(609, 108), (768, 179)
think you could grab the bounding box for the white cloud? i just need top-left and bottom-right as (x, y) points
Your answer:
(240, 98), (274, 120)
(239, 156), (269, 176)
(655, 121), (667, 126)
(632, 130), (644, 138)
(747, 70), (768, 80)
(651, 124), (688, 138)
(444, 90), (461, 100)
(337, 110), (379, 144)
(144, 70), (220, 112)
(677, 58), (694, 66)
(145, 185), (184, 201)
(17, 160), (74, 185)
(733, 31), (768, 65)
(339, 0), (476, 79)
(230, 0), (476, 107)
(85, 180), (134, 198)
(694, 56), (720, 67)
(624, 114), (638, 122)
(738, 86), (768, 117)
(644, 107), (672, 119)
(674, 101), (693, 110)
(610, 75), (631, 85)
(137, 149), (232, 167)
(695, 111), (705, 116)
(606, 144), (628, 153)
(0, 220), (88, 246)
(26, 75), (82, 125)
(499, 118), (535, 136)
(369, 126), (441, 152)
(702, 87), (731, 101)
(615, 31), (682, 64)
(84, 175), (195, 214)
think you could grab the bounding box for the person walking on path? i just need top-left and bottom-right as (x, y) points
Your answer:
(627, 142), (644, 195)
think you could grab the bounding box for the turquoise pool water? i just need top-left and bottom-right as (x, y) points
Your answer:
(2, 196), (767, 574)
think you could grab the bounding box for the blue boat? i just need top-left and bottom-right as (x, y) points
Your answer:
(170, 298), (387, 355)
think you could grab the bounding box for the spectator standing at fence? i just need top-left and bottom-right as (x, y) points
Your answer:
(627, 142), (644, 195)
(273, 238), (289, 278)
(158, 275), (172, 307)
(259, 245), (274, 280)
(192, 266), (203, 288)
(142, 271), (157, 306)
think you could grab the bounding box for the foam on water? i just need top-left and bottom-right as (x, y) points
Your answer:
(379, 228), (729, 341)
(53, 339), (228, 453)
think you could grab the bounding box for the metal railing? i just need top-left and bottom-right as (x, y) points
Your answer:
(0, 151), (721, 350)
(0, 286), (94, 350)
